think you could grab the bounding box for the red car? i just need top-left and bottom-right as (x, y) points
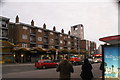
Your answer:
(35, 59), (58, 69)
(70, 57), (81, 65)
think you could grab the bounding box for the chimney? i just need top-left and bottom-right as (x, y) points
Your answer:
(31, 20), (34, 26)
(61, 29), (64, 33)
(15, 15), (19, 23)
(43, 23), (46, 29)
(53, 26), (56, 31)
(68, 31), (70, 35)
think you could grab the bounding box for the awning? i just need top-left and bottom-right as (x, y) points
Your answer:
(0, 40), (18, 48)
(0, 52), (13, 54)
(16, 48), (30, 51)
(99, 35), (120, 45)
(0, 40), (18, 53)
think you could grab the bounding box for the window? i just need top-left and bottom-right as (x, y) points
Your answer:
(23, 26), (28, 30)
(50, 46), (54, 48)
(2, 22), (7, 27)
(50, 32), (53, 35)
(68, 47), (71, 50)
(68, 36), (70, 38)
(64, 37), (67, 39)
(2, 30), (8, 37)
(60, 40), (63, 43)
(38, 29), (42, 33)
(22, 34), (27, 39)
(50, 39), (53, 42)
(75, 43), (77, 45)
(38, 45), (42, 48)
(60, 34), (62, 37)
(0, 29), (2, 37)
(60, 47), (63, 49)
(75, 27), (78, 30)
(38, 37), (42, 41)
(74, 33), (77, 35)
(30, 29), (32, 33)
(22, 43), (27, 48)
(68, 41), (70, 44)
(0, 21), (2, 27)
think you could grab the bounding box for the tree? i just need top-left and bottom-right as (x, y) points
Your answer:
(70, 49), (77, 54)
(112, 65), (114, 73)
(59, 49), (69, 54)
(48, 48), (56, 54)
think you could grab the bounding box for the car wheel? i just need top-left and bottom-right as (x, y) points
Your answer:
(36, 67), (40, 69)
(42, 65), (46, 69)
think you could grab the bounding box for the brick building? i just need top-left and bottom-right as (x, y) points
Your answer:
(0, 15), (96, 63)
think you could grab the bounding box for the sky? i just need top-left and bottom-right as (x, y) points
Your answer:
(0, 0), (119, 48)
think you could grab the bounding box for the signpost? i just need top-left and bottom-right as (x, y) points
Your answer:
(102, 45), (120, 80)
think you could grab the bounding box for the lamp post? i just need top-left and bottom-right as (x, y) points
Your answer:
(21, 54), (24, 63)
(78, 38), (80, 59)
(56, 49), (58, 60)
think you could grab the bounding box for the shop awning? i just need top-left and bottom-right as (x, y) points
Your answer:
(0, 40), (18, 53)
(0, 40), (18, 48)
(16, 48), (30, 51)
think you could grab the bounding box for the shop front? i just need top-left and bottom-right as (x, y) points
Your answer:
(0, 40), (17, 64)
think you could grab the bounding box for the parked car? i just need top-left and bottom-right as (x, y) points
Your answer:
(93, 58), (102, 63)
(52, 59), (61, 63)
(69, 57), (81, 65)
(88, 57), (94, 64)
(35, 59), (58, 69)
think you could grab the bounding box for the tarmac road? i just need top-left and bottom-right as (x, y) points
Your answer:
(2, 63), (102, 79)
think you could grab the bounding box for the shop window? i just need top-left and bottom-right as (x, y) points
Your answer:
(22, 34), (27, 40)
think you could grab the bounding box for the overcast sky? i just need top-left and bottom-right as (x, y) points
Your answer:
(0, 0), (119, 48)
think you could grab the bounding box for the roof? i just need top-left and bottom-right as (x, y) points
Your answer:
(0, 16), (10, 21)
(99, 35), (120, 45)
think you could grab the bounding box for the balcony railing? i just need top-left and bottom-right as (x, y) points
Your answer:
(54, 36), (58, 39)
(55, 43), (59, 46)
(0, 36), (8, 40)
(44, 42), (49, 45)
(0, 27), (8, 30)
(30, 33), (36, 36)
(44, 35), (48, 38)
(30, 40), (36, 44)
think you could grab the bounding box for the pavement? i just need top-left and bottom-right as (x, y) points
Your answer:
(1, 63), (35, 67)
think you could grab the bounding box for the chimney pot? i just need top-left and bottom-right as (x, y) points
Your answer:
(43, 23), (46, 29)
(53, 26), (56, 31)
(61, 29), (64, 33)
(15, 15), (19, 23)
(68, 31), (70, 35)
(31, 20), (34, 26)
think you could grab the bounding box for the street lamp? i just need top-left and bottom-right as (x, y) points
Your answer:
(21, 54), (24, 57)
(78, 38), (80, 59)
(13, 54), (15, 57)
(56, 49), (58, 60)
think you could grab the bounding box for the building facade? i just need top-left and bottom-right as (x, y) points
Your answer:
(0, 15), (97, 63)
(71, 24), (84, 40)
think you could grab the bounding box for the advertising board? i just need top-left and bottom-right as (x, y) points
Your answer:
(102, 45), (120, 79)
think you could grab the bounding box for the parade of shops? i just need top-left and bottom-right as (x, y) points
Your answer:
(0, 16), (97, 64)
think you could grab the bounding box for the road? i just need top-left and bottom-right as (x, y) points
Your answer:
(2, 63), (102, 80)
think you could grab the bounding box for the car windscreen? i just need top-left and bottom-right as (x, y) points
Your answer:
(43, 60), (52, 63)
